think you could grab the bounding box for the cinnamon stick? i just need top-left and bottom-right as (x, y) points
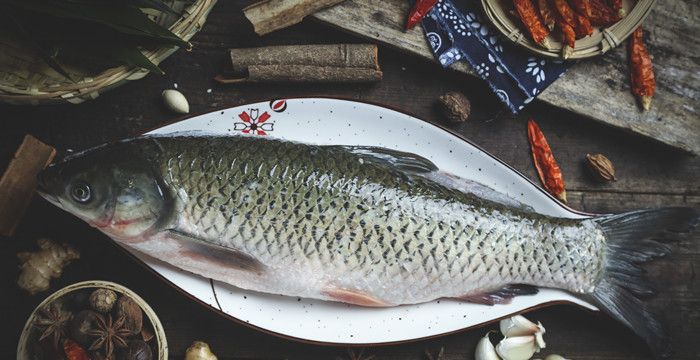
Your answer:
(0, 135), (56, 236)
(244, 0), (347, 36)
(219, 44), (382, 83)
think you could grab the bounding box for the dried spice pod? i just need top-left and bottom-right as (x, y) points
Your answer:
(628, 26), (655, 111)
(405, 0), (438, 30)
(574, 13), (593, 38)
(552, 0), (576, 57)
(64, 339), (91, 360)
(437, 92), (471, 122)
(90, 288), (118, 313)
(70, 310), (102, 346)
(569, 0), (592, 17)
(607, 0), (624, 17)
(34, 303), (71, 349)
(586, 153), (617, 181)
(512, 0), (550, 47)
(527, 119), (567, 202)
(589, 0), (619, 26)
(115, 296), (143, 335)
(537, 0), (556, 31)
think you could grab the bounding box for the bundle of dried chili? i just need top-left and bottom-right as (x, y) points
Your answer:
(574, 13), (593, 38)
(405, 0), (438, 30)
(552, 0), (576, 57)
(537, 0), (556, 31)
(628, 26), (655, 110)
(513, 0), (550, 46)
(527, 119), (567, 203)
(607, 0), (624, 17)
(589, 0), (619, 26)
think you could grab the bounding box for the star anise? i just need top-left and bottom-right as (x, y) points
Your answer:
(33, 303), (71, 349)
(87, 314), (131, 358)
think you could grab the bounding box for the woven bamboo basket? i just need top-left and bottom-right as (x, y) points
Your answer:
(17, 280), (168, 360)
(0, 0), (217, 105)
(481, 0), (656, 59)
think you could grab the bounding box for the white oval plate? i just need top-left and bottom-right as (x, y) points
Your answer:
(122, 98), (596, 345)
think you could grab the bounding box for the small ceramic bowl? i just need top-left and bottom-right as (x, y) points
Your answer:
(17, 280), (167, 360)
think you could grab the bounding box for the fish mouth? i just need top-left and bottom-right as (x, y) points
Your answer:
(36, 171), (62, 208)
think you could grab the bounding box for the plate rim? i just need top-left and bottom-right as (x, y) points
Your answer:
(121, 96), (598, 346)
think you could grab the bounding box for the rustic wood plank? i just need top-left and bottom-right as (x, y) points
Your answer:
(311, 0), (700, 154)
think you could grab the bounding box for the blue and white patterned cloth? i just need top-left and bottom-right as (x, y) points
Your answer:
(421, 0), (570, 113)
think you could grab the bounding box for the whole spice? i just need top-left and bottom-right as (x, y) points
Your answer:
(162, 89), (190, 114)
(405, 0), (438, 30)
(475, 333), (500, 360)
(537, 0), (556, 31)
(88, 314), (131, 358)
(574, 13), (593, 38)
(34, 303), (71, 349)
(527, 119), (567, 202)
(70, 310), (102, 346)
(513, 0), (550, 47)
(552, 0), (576, 58)
(437, 92), (471, 122)
(64, 339), (91, 360)
(586, 153), (617, 181)
(17, 238), (79, 294)
(90, 288), (118, 313)
(115, 296), (144, 335)
(118, 340), (153, 360)
(185, 341), (218, 360)
(628, 27), (655, 111)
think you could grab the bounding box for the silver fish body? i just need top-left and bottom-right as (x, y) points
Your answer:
(38, 134), (697, 354)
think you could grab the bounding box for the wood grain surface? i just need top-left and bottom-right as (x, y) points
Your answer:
(0, 1), (697, 359)
(311, 0), (700, 155)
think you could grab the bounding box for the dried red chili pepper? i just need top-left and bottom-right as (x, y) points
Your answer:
(552, 0), (576, 57)
(590, 0), (619, 26)
(527, 119), (567, 203)
(607, 0), (624, 17)
(513, 0), (550, 46)
(574, 13), (593, 38)
(64, 340), (90, 360)
(628, 26), (655, 111)
(569, 0), (592, 17)
(405, 0), (438, 30)
(537, 0), (556, 30)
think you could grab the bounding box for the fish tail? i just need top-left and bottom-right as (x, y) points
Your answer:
(588, 207), (698, 357)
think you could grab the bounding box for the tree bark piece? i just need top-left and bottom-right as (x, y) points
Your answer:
(221, 44), (382, 83)
(0, 135), (55, 236)
(244, 0), (347, 36)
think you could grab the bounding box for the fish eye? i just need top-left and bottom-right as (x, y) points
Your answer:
(70, 182), (92, 204)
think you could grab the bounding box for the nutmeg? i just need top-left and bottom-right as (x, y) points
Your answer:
(115, 296), (143, 335)
(90, 288), (118, 313)
(437, 91), (471, 123)
(70, 310), (101, 346)
(586, 153), (617, 182)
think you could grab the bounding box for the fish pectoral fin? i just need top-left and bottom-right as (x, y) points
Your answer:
(164, 229), (265, 274)
(453, 284), (539, 305)
(339, 145), (438, 173)
(322, 286), (392, 307)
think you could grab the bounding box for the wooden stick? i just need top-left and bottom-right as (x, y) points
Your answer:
(244, 0), (347, 36)
(0, 135), (56, 237)
(217, 64), (382, 83)
(230, 44), (379, 73)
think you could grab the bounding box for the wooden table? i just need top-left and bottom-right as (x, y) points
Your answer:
(1, 1), (698, 359)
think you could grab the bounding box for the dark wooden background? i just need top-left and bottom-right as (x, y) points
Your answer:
(1, 1), (698, 359)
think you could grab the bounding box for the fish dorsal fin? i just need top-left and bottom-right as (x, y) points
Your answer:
(339, 146), (438, 173)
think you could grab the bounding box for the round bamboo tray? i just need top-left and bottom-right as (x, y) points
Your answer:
(17, 280), (167, 360)
(0, 0), (217, 105)
(481, 0), (656, 59)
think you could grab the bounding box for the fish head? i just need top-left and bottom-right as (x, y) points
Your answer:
(37, 142), (168, 241)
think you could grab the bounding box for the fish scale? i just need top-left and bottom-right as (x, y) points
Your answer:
(144, 136), (606, 303)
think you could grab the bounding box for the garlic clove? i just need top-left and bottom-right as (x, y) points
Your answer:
(185, 341), (218, 360)
(500, 315), (545, 337)
(534, 330), (546, 349)
(544, 355), (569, 360)
(475, 332), (501, 360)
(162, 89), (189, 114)
(496, 335), (540, 360)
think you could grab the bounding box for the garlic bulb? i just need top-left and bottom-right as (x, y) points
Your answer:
(475, 332), (500, 360)
(185, 341), (218, 360)
(500, 315), (545, 337)
(496, 335), (540, 360)
(162, 89), (189, 114)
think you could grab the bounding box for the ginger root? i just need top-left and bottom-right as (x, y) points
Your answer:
(17, 238), (79, 294)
